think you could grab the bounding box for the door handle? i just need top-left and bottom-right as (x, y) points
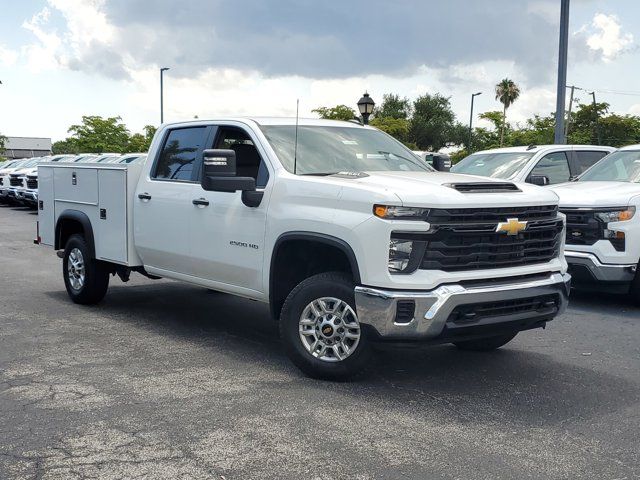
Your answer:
(138, 193), (152, 201)
(192, 198), (210, 207)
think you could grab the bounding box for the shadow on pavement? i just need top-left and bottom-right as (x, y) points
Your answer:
(44, 281), (639, 427)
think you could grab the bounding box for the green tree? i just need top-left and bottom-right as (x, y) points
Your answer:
(66, 116), (131, 153)
(374, 93), (411, 120)
(369, 116), (411, 144)
(0, 133), (6, 160)
(52, 138), (81, 154)
(408, 93), (465, 150)
(312, 105), (358, 121)
(495, 78), (521, 146)
(127, 125), (157, 152)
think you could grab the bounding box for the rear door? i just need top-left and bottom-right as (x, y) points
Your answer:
(570, 149), (611, 177)
(134, 125), (213, 275)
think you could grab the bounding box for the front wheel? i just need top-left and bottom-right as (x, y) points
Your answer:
(279, 272), (372, 380)
(63, 234), (110, 305)
(453, 332), (518, 351)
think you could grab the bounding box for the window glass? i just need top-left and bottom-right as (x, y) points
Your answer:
(214, 127), (269, 187)
(530, 151), (570, 184)
(451, 152), (534, 179)
(579, 150), (640, 182)
(260, 125), (432, 175)
(154, 127), (208, 181)
(574, 150), (609, 174)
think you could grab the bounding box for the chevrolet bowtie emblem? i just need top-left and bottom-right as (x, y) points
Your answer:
(496, 218), (528, 235)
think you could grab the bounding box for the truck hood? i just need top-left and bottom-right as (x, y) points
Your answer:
(339, 171), (559, 208)
(551, 181), (640, 207)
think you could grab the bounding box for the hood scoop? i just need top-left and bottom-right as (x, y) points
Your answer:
(445, 182), (521, 193)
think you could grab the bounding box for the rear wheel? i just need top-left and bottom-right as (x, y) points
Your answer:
(453, 333), (518, 351)
(279, 272), (371, 380)
(63, 234), (109, 305)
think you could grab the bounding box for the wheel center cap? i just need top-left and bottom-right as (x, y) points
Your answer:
(320, 324), (334, 338)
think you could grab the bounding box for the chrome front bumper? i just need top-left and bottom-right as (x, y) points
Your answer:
(355, 272), (571, 341)
(565, 251), (636, 283)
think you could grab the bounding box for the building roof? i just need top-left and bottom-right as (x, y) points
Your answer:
(4, 136), (52, 150)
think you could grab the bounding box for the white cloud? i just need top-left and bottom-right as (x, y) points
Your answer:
(21, 7), (63, 72)
(0, 44), (18, 66)
(584, 13), (634, 62)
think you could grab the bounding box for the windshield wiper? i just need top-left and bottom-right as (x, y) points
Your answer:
(377, 151), (432, 171)
(299, 172), (338, 176)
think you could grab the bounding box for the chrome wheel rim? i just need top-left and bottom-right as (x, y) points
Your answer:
(67, 248), (85, 291)
(298, 297), (361, 363)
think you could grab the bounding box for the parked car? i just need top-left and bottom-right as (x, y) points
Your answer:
(14, 156), (48, 207)
(37, 117), (571, 380)
(451, 145), (615, 186)
(6, 157), (42, 203)
(551, 145), (640, 301)
(0, 159), (27, 202)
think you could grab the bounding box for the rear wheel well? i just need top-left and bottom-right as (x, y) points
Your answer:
(55, 212), (95, 258)
(270, 237), (359, 320)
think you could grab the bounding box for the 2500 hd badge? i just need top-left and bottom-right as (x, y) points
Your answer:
(230, 240), (259, 250)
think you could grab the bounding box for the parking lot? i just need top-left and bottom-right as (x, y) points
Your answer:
(0, 204), (638, 479)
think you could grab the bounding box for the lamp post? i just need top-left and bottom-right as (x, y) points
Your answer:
(357, 92), (375, 125)
(468, 92), (482, 151)
(554, 0), (570, 144)
(160, 67), (170, 124)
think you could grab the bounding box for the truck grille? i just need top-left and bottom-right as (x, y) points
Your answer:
(417, 206), (562, 272)
(9, 175), (24, 187)
(26, 177), (38, 189)
(561, 208), (601, 246)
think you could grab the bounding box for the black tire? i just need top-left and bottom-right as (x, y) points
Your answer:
(279, 272), (372, 380)
(62, 234), (110, 305)
(453, 332), (518, 352)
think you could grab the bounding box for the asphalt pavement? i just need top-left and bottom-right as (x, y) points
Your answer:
(1, 204), (639, 480)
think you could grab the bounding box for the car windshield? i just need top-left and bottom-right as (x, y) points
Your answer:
(451, 152), (534, 179)
(259, 125), (433, 174)
(579, 150), (640, 182)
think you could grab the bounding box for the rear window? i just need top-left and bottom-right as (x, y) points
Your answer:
(574, 150), (609, 174)
(153, 127), (208, 181)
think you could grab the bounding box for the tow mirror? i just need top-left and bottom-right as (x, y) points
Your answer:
(432, 154), (451, 172)
(529, 174), (550, 186)
(200, 149), (263, 207)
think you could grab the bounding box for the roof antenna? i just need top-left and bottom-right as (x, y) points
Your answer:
(294, 99), (299, 175)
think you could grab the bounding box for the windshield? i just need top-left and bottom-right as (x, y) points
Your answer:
(259, 125), (433, 174)
(579, 150), (640, 182)
(451, 152), (534, 179)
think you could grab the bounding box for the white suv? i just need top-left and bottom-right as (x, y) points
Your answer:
(452, 145), (614, 186)
(551, 145), (640, 301)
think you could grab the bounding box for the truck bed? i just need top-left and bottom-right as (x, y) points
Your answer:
(38, 162), (144, 266)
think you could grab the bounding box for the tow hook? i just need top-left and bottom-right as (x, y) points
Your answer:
(56, 250), (64, 259)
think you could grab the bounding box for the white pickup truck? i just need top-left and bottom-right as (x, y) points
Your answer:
(552, 144), (640, 301)
(37, 118), (571, 379)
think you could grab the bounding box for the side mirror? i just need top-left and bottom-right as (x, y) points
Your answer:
(432, 154), (451, 172)
(529, 174), (550, 186)
(200, 149), (263, 207)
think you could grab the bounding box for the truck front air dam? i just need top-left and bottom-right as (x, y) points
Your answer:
(355, 272), (571, 341)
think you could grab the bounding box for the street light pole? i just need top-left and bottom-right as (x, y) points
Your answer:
(468, 92), (482, 151)
(590, 91), (602, 144)
(160, 67), (170, 124)
(554, 0), (570, 144)
(357, 92), (375, 125)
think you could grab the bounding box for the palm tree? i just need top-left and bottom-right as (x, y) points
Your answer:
(495, 78), (521, 146)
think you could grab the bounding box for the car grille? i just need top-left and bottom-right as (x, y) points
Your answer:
(9, 175), (24, 187)
(561, 208), (601, 246)
(417, 205), (562, 272)
(26, 177), (38, 189)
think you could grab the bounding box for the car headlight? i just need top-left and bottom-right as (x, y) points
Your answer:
(595, 207), (635, 223)
(374, 205), (429, 220)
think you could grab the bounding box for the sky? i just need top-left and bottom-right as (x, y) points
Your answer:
(1, 0), (639, 142)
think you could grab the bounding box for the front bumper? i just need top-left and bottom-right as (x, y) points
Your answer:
(565, 251), (636, 283)
(355, 272), (571, 341)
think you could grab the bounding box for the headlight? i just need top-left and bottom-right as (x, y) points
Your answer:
(388, 239), (414, 272)
(374, 205), (429, 220)
(595, 207), (635, 223)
